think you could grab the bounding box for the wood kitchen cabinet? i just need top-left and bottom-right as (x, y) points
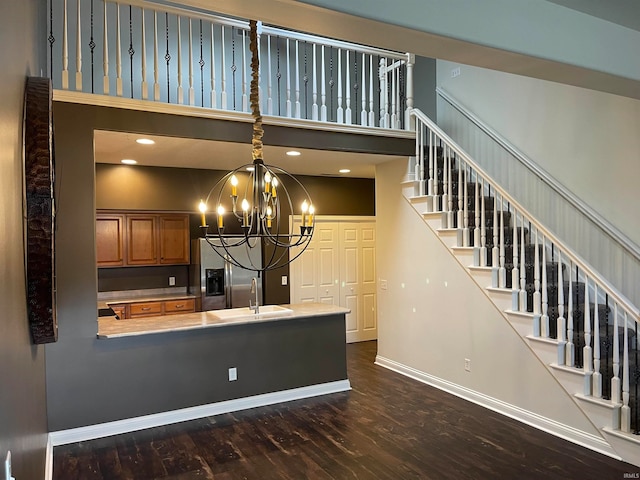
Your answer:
(96, 214), (125, 267)
(97, 211), (190, 267)
(112, 298), (195, 319)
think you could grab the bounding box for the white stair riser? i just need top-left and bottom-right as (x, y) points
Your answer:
(602, 431), (640, 468)
(437, 230), (458, 248)
(550, 367), (588, 395)
(468, 267), (493, 289)
(576, 398), (621, 431)
(487, 290), (513, 312)
(451, 249), (474, 267)
(527, 337), (558, 365)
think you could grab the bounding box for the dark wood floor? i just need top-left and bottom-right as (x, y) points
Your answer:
(54, 341), (638, 479)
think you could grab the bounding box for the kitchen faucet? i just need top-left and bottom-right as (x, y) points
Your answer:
(250, 277), (260, 314)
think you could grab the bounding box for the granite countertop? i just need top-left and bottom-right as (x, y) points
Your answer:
(97, 303), (350, 339)
(97, 288), (196, 309)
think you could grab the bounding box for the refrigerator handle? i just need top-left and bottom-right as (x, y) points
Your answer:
(224, 257), (232, 309)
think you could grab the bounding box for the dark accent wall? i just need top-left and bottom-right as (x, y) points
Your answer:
(0, 1), (49, 478)
(414, 56), (437, 119)
(47, 101), (402, 431)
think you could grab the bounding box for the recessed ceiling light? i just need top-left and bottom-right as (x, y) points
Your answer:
(286, 150), (301, 156)
(136, 138), (155, 145)
(121, 159), (137, 165)
(339, 169), (351, 174)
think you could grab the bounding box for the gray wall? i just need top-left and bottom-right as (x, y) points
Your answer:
(0, 0), (49, 478)
(47, 101), (408, 431)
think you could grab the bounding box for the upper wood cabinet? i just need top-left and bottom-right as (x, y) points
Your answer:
(97, 211), (190, 267)
(96, 214), (125, 267)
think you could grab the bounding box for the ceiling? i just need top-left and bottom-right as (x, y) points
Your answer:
(545, 0), (640, 32)
(94, 130), (403, 178)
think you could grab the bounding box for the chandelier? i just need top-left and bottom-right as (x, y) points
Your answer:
(198, 20), (314, 273)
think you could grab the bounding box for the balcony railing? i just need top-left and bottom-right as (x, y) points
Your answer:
(47, 0), (414, 131)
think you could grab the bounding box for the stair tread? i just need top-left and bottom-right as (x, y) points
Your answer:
(575, 393), (622, 409)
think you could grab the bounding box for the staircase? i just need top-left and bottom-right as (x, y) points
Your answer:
(404, 109), (640, 467)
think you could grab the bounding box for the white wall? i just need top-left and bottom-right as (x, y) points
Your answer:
(436, 60), (640, 247)
(375, 158), (600, 439)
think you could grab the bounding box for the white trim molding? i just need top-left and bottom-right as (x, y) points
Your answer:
(49, 380), (351, 446)
(374, 355), (620, 460)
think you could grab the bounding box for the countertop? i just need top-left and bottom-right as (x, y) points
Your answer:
(97, 303), (350, 339)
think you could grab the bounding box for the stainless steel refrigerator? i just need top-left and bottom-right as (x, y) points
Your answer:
(190, 238), (263, 311)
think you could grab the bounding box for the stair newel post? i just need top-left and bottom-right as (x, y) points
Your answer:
(621, 311), (631, 432)
(462, 166), (469, 247)
(612, 303), (621, 406)
(556, 251), (566, 365)
(593, 284), (602, 398)
(405, 53), (415, 130)
(511, 211), (519, 310)
(583, 277), (593, 395)
(498, 197), (506, 288)
(441, 145), (449, 222)
(532, 227), (541, 336)
(566, 262), (575, 367)
(541, 235), (549, 338)
(480, 179), (487, 267)
(473, 174), (480, 262)
(491, 195), (499, 287)
(519, 217), (527, 311)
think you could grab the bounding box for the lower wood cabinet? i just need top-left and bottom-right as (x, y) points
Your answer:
(112, 298), (196, 319)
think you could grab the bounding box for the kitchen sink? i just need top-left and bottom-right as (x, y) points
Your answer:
(211, 305), (293, 320)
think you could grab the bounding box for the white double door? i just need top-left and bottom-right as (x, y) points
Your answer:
(290, 216), (377, 343)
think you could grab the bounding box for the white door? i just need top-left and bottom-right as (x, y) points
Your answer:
(340, 222), (377, 342)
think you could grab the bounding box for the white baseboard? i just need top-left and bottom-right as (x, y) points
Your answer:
(49, 379), (351, 447)
(374, 355), (620, 460)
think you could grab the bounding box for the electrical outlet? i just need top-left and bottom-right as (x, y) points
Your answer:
(228, 367), (237, 382)
(451, 67), (461, 78)
(464, 358), (471, 372)
(281, 275), (287, 286)
(380, 279), (388, 290)
(169, 276), (176, 286)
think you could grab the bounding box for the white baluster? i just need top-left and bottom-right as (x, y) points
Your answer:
(441, 147), (449, 224)
(532, 228), (541, 336)
(360, 53), (367, 126)
(583, 278), (593, 395)
(267, 35), (272, 115)
(492, 196), (499, 287)
(336, 48), (343, 123)
(153, 11), (159, 101)
(473, 176), (480, 263)
(593, 284), (602, 397)
(320, 45), (327, 122)
(557, 252), (566, 365)
(499, 199), (505, 288)
(462, 167), (469, 247)
(210, 23), (216, 108)
(447, 149), (454, 229)
(220, 25), (227, 110)
(391, 64), (398, 128)
(103, 1), (109, 94)
(141, 10), (148, 100)
(174, 15), (182, 103)
(116, 3), (122, 97)
(378, 58), (387, 128)
(519, 219), (527, 311)
(345, 50), (352, 125)
(621, 311), (631, 432)
(405, 53), (415, 130)
(612, 303), (621, 405)
(75, 0), (82, 90)
(418, 124), (425, 196)
(457, 164), (464, 244)
(62, 0), (69, 89)
(427, 131), (434, 197)
(241, 29), (247, 111)
(566, 263), (575, 367)
(295, 40), (301, 118)
(369, 54), (375, 127)
(480, 180), (487, 267)
(187, 19), (194, 105)
(312, 44), (318, 120)
(541, 236), (549, 337)
(286, 38), (292, 117)
(511, 211), (519, 309)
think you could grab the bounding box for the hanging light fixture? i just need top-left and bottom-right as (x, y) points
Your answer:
(199, 20), (314, 273)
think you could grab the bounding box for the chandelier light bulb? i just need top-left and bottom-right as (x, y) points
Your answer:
(231, 175), (238, 196)
(271, 177), (278, 197)
(198, 200), (207, 226)
(217, 204), (225, 228)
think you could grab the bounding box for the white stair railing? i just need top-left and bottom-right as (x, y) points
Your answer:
(409, 107), (640, 436)
(48, 0), (411, 131)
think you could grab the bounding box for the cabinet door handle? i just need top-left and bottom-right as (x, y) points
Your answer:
(175, 304), (184, 308)
(141, 307), (151, 311)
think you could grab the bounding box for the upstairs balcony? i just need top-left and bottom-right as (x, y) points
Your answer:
(47, 0), (416, 141)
